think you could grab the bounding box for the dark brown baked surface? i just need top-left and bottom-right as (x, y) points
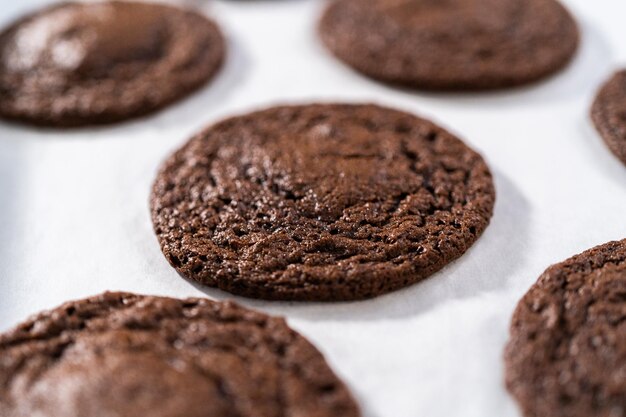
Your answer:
(151, 103), (495, 301)
(505, 239), (626, 417)
(319, 0), (579, 90)
(0, 1), (224, 127)
(591, 70), (626, 166)
(0, 292), (361, 417)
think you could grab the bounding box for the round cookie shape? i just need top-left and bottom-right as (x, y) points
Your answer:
(0, 1), (224, 127)
(591, 70), (626, 166)
(151, 104), (495, 301)
(319, 0), (579, 90)
(505, 239), (626, 417)
(0, 292), (361, 417)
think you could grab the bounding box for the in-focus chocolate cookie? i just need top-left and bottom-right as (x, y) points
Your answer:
(505, 239), (626, 417)
(151, 104), (495, 301)
(0, 292), (361, 417)
(319, 0), (579, 90)
(591, 70), (626, 166)
(0, 1), (224, 127)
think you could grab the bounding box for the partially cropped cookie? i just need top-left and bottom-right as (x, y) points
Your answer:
(319, 0), (579, 90)
(0, 292), (360, 417)
(151, 104), (495, 301)
(591, 70), (626, 166)
(0, 1), (224, 127)
(505, 239), (626, 417)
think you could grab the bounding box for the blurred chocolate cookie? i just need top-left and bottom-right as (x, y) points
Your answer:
(0, 1), (225, 127)
(319, 0), (579, 90)
(151, 103), (495, 301)
(0, 292), (361, 417)
(591, 70), (626, 166)
(505, 239), (626, 417)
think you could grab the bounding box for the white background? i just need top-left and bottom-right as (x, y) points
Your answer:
(1, 1), (625, 416)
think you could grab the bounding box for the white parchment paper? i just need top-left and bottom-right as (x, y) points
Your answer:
(1, 1), (625, 416)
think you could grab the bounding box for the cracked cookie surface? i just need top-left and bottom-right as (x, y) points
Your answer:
(151, 104), (495, 301)
(319, 0), (579, 90)
(0, 1), (224, 127)
(505, 239), (626, 417)
(591, 70), (626, 167)
(0, 292), (360, 417)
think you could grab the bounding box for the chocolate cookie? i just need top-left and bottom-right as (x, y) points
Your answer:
(319, 0), (579, 90)
(0, 292), (361, 417)
(505, 239), (626, 417)
(151, 104), (495, 301)
(0, 1), (224, 127)
(591, 70), (626, 166)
